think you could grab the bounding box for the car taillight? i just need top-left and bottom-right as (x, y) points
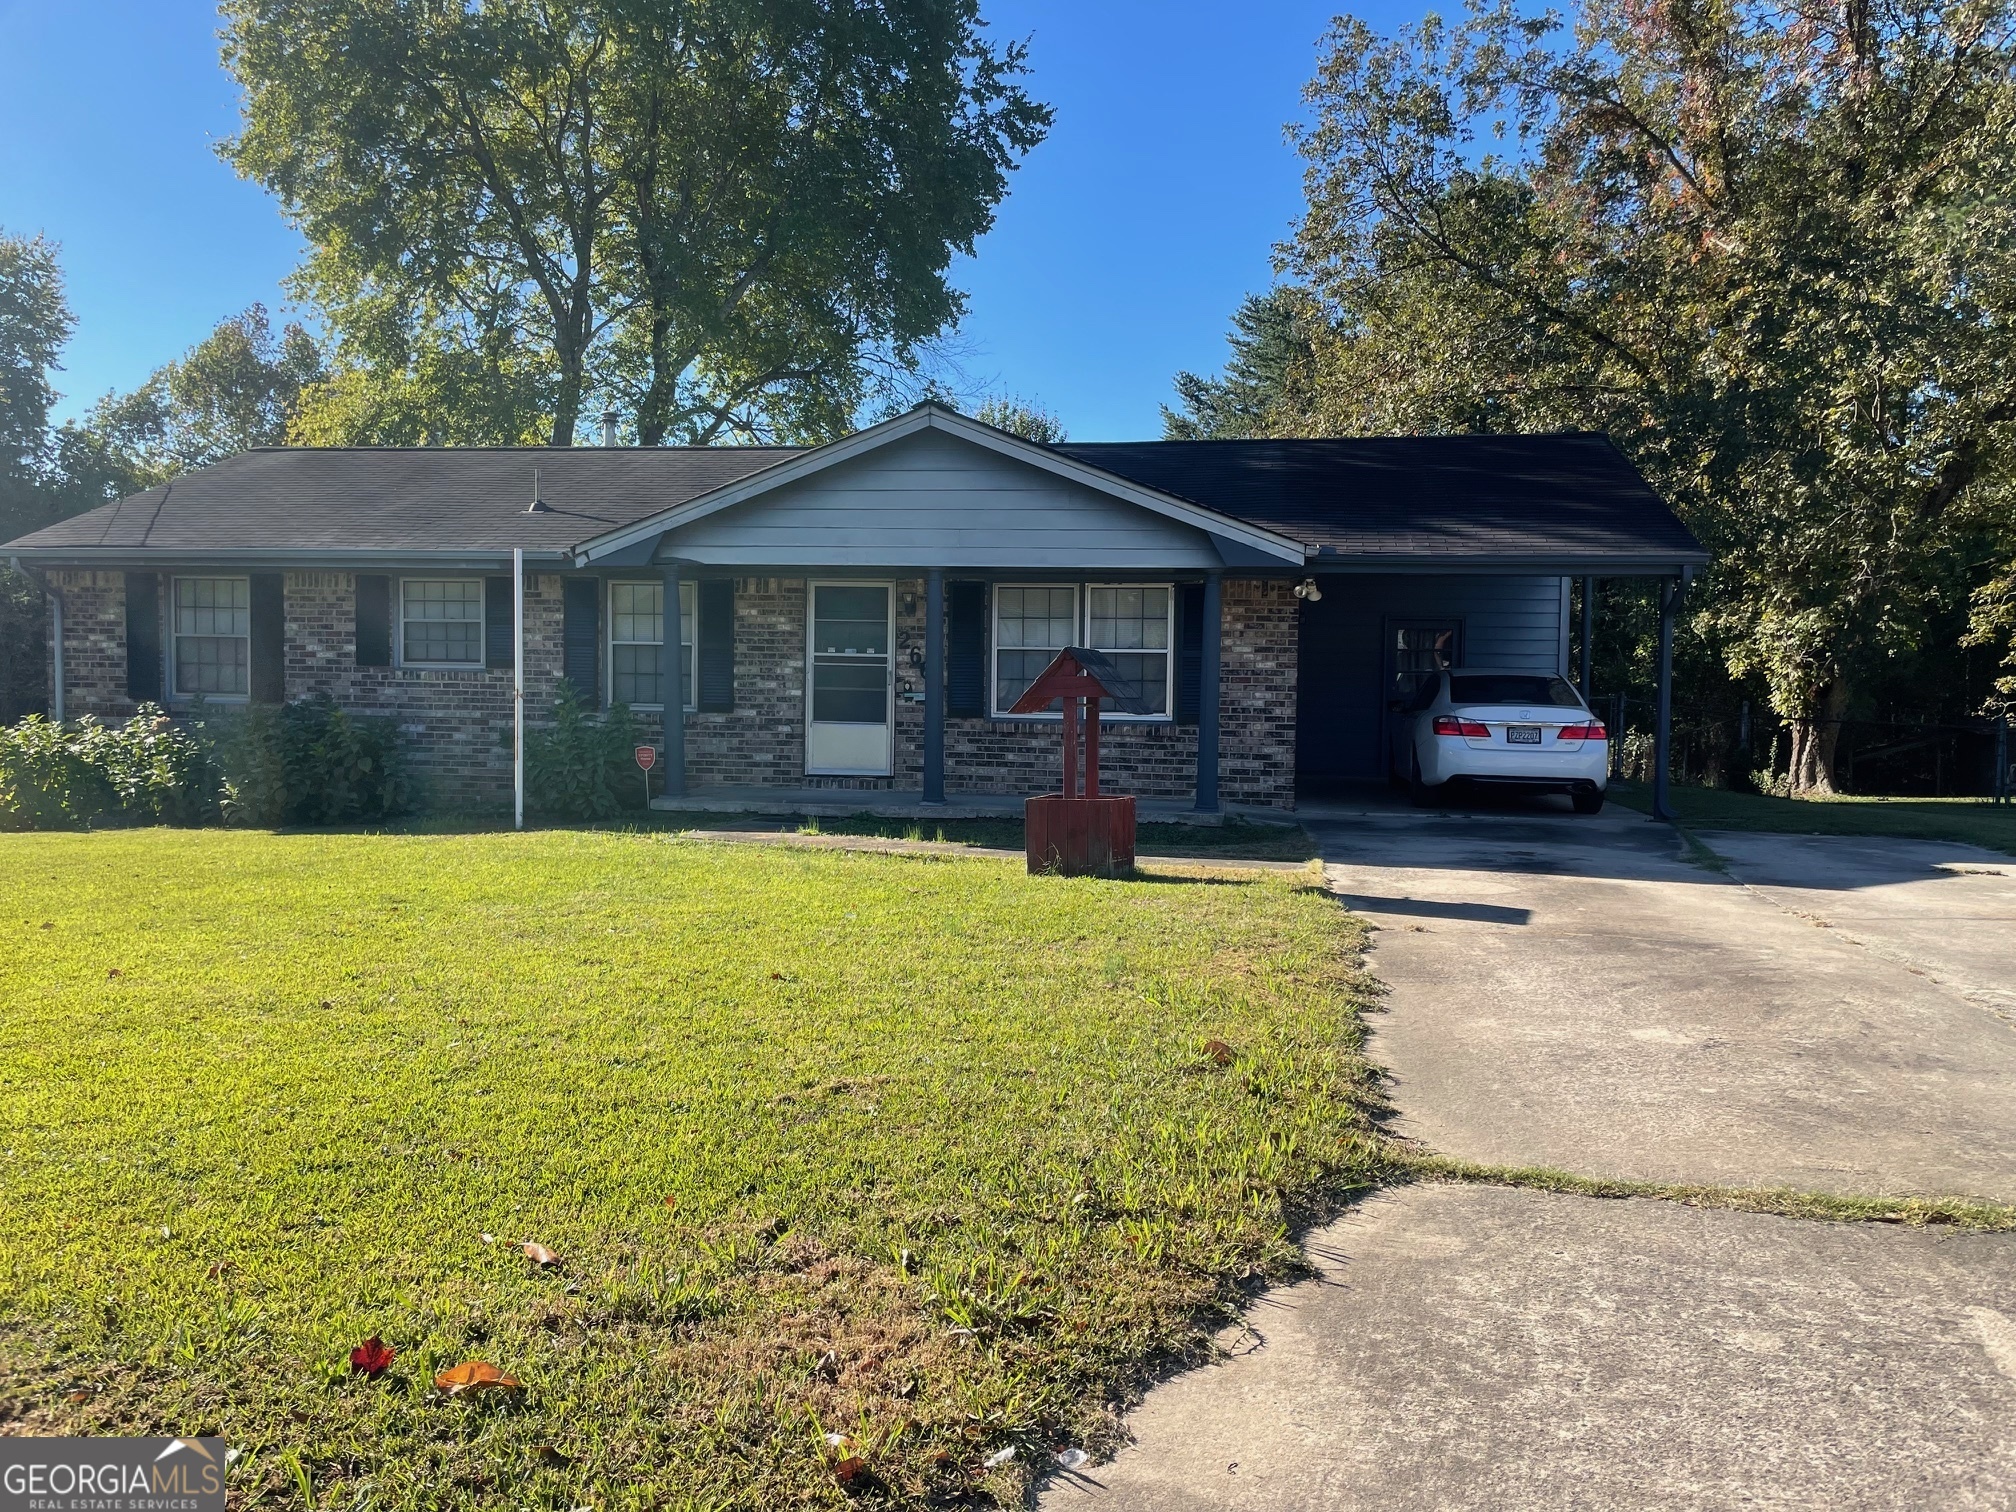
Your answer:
(1556, 723), (1607, 741)
(1432, 715), (1492, 738)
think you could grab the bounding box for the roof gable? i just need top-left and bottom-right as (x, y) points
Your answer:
(570, 405), (1308, 566)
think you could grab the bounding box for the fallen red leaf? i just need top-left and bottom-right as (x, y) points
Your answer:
(435, 1360), (521, 1395)
(663, 1195), (678, 1210)
(349, 1336), (395, 1377)
(833, 1455), (869, 1486)
(1201, 1038), (1235, 1067)
(522, 1241), (561, 1267)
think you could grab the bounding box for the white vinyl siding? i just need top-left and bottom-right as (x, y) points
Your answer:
(171, 576), (250, 698)
(991, 582), (1173, 719)
(607, 580), (695, 710)
(399, 579), (483, 666)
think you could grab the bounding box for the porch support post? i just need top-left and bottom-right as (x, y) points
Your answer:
(1579, 576), (1596, 703)
(1194, 570), (1223, 814)
(661, 562), (686, 799)
(923, 567), (945, 804)
(1652, 574), (1679, 822)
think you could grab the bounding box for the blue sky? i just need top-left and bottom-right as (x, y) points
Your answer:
(0, 0), (1411, 441)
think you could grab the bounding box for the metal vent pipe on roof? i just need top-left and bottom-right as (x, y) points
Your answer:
(600, 408), (620, 447)
(526, 467), (549, 513)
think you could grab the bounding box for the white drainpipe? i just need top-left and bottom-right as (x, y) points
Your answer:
(513, 547), (525, 831)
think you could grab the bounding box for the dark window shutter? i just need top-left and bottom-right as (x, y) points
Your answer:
(697, 578), (734, 712)
(249, 572), (285, 704)
(1175, 581), (1204, 725)
(947, 581), (986, 717)
(354, 575), (391, 666)
(563, 577), (600, 704)
(484, 577), (513, 669)
(124, 572), (161, 702)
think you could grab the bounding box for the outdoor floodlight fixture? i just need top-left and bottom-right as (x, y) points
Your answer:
(1294, 578), (1323, 601)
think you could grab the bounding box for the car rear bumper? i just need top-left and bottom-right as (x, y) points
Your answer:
(1421, 741), (1608, 789)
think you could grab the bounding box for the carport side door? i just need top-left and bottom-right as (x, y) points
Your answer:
(1383, 619), (1463, 778)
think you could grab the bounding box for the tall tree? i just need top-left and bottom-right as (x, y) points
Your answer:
(87, 304), (324, 483)
(1162, 288), (1318, 440)
(1279, 0), (2016, 789)
(970, 393), (1065, 443)
(221, 0), (1049, 447)
(0, 231), (72, 494)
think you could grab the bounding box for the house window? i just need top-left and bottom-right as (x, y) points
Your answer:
(1086, 585), (1172, 716)
(171, 576), (250, 697)
(400, 579), (483, 666)
(608, 580), (695, 709)
(993, 584), (1079, 714)
(991, 583), (1176, 719)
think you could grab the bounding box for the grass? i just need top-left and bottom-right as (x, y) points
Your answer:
(1609, 780), (2016, 854)
(664, 812), (1318, 863)
(0, 829), (1386, 1508)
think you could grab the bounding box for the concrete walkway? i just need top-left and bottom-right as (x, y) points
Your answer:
(1044, 797), (2016, 1510)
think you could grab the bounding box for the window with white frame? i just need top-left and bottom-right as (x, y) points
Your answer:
(400, 579), (483, 665)
(993, 584), (1078, 714)
(171, 576), (250, 697)
(607, 580), (695, 709)
(1086, 584), (1173, 715)
(992, 583), (1175, 719)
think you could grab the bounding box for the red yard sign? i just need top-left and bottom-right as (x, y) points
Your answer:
(634, 745), (657, 771)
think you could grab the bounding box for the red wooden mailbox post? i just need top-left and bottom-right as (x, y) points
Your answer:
(1010, 647), (1147, 876)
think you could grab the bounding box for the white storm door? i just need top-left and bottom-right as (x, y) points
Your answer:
(806, 582), (894, 775)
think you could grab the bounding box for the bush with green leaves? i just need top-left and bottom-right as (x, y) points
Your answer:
(522, 679), (642, 820)
(210, 695), (410, 827)
(0, 707), (219, 830)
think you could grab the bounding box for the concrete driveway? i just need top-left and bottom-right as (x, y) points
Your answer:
(1045, 795), (2016, 1511)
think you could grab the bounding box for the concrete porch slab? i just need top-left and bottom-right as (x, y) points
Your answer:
(648, 785), (1301, 827)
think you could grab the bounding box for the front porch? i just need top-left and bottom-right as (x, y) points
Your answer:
(646, 783), (1299, 826)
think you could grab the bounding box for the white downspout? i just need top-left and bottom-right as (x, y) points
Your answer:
(513, 547), (525, 831)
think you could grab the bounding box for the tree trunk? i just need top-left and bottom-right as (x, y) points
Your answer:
(1784, 673), (1851, 794)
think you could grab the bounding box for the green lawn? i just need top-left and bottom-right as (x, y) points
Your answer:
(1609, 780), (2016, 854)
(677, 812), (1318, 863)
(0, 830), (1384, 1508)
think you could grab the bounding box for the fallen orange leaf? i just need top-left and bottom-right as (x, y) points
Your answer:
(435, 1360), (521, 1395)
(523, 1241), (561, 1267)
(833, 1455), (869, 1486)
(1201, 1038), (1235, 1066)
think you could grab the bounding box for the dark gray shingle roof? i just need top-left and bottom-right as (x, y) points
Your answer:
(4, 428), (1705, 568)
(3, 445), (800, 556)
(1054, 433), (1706, 564)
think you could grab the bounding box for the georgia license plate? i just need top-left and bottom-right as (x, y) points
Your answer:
(1507, 725), (1542, 744)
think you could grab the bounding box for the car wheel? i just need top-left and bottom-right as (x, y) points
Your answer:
(1572, 785), (1605, 815)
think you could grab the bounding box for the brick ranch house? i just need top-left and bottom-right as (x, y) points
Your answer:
(3, 403), (1706, 816)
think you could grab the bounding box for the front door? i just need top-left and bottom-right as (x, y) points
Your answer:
(1383, 620), (1462, 779)
(806, 582), (894, 775)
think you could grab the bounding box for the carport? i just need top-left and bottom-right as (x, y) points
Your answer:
(1277, 435), (1709, 817)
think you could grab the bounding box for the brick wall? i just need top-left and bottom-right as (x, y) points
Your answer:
(284, 571), (566, 809)
(47, 572), (133, 717)
(48, 569), (1300, 812)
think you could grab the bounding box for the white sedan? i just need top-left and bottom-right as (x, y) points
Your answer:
(1391, 669), (1609, 813)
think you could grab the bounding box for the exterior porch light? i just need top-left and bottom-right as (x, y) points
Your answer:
(1294, 578), (1323, 601)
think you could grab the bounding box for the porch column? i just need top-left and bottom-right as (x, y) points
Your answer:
(1194, 570), (1223, 814)
(1579, 576), (1596, 703)
(923, 568), (946, 804)
(1652, 574), (1679, 822)
(661, 562), (686, 798)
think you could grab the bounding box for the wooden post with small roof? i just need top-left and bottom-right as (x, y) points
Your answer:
(1010, 647), (1147, 876)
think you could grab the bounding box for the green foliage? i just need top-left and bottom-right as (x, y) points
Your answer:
(969, 393), (1067, 443)
(0, 830), (1387, 1505)
(523, 679), (640, 820)
(81, 304), (324, 486)
(210, 696), (410, 828)
(0, 229), (73, 484)
(0, 708), (219, 831)
(1163, 289), (1321, 440)
(219, 0), (1050, 446)
(1257, 0), (2016, 789)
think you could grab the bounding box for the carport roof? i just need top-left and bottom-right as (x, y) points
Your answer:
(1052, 433), (1708, 571)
